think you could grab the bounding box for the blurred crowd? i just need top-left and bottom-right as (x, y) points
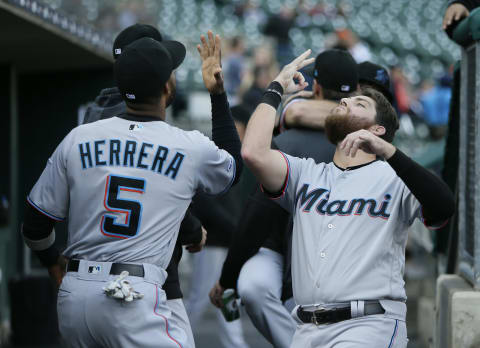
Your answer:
(41, 0), (453, 145)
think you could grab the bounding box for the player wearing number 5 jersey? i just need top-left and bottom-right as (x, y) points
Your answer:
(22, 32), (241, 348)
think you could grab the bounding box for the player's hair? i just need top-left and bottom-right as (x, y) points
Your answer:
(360, 87), (399, 143)
(125, 96), (161, 111)
(322, 87), (352, 102)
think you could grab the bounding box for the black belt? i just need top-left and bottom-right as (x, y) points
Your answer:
(297, 301), (385, 325)
(67, 259), (145, 277)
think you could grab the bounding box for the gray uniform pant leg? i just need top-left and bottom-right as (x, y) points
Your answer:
(58, 269), (189, 348)
(237, 248), (296, 348)
(185, 246), (250, 348)
(167, 299), (195, 348)
(290, 316), (408, 348)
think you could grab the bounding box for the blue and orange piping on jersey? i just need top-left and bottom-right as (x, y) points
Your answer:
(261, 150), (290, 200)
(420, 206), (449, 230)
(27, 196), (65, 221)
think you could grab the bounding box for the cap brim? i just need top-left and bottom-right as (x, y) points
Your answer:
(162, 40), (186, 70)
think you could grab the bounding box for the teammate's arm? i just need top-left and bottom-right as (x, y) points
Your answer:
(22, 202), (65, 287)
(281, 98), (337, 131)
(242, 50), (315, 192)
(177, 208), (202, 245)
(198, 31), (243, 184)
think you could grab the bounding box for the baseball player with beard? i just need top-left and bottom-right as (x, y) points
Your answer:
(22, 31), (242, 348)
(241, 50), (454, 347)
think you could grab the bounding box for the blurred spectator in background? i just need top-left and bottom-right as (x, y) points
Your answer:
(391, 65), (412, 116)
(235, 0), (266, 26)
(263, 6), (296, 65)
(335, 28), (371, 63)
(224, 36), (247, 106)
(419, 74), (452, 139)
(242, 65), (273, 113)
(116, 2), (139, 29)
(96, 4), (117, 35)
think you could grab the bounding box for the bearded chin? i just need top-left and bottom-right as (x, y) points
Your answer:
(325, 114), (375, 145)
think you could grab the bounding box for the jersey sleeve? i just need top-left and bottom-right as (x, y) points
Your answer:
(194, 133), (236, 196)
(278, 97), (305, 133)
(262, 152), (315, 213)
(27, 130), (76, 221)
(400, 186), (448, 230)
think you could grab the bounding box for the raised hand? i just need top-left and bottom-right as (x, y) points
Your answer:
(197, 30), (224, 95)
(442, 3), (469, 30)
(340, 129), (396, 159)
(273, 49), (315, 94)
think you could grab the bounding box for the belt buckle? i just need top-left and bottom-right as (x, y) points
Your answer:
(311, 307), (326, 325)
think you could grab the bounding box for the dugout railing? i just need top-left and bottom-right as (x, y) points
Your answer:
(452, 7), (480, 289)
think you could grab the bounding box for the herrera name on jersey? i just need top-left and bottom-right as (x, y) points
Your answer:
(78, 139), (185, 180)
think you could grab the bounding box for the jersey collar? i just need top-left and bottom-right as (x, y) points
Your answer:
(117, 112), (163, 122)
(333, 159), (379, 171)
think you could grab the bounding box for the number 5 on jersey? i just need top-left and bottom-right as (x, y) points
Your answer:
(101, 175), (145, 239)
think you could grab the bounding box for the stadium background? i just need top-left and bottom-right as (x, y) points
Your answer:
(0, 0), (470, 347)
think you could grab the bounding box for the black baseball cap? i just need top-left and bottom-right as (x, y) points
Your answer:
(357, 62), (393, 102)
(313, 49), (358, 93)
(113, 37), (186, 103)
(113, 24), (163, 59)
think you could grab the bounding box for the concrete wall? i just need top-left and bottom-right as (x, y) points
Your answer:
(435, 274), (480, 348)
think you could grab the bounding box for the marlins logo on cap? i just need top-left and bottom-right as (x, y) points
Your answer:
(375, 69), (388, 84)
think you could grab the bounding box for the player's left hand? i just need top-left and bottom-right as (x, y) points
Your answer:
(273, 49), (315, 94)
(197, 30), (224, 95)
(209, 281), (225, 308)
(186, 226), (207, 253)
(48, 255), (68, 288)
(340, 129), (396, 159)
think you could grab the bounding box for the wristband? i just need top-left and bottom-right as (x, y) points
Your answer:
(261, 81), (284, 110)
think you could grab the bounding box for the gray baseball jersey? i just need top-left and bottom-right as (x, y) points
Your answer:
(28, 116), (235, 269)
(270, 152), (434, 306)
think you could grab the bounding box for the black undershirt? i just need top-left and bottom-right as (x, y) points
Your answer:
(386, 149), (454, 225)
(210, 93), (243, 185)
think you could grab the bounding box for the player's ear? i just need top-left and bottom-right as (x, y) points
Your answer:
(313, 80), (322, 98)
(163, 82), (170, 96)
(369, 124), (386, 137)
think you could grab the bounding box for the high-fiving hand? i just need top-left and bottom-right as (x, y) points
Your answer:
(340, 129), (396, 159)
(197, 30), (224, 95)
(273, 49), (315, 94)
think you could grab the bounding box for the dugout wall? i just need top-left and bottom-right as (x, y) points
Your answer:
(0, 0), (113, 344)
(434, 8), (480, 348)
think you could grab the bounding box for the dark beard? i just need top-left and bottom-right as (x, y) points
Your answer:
(324, 113), (375, 145)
